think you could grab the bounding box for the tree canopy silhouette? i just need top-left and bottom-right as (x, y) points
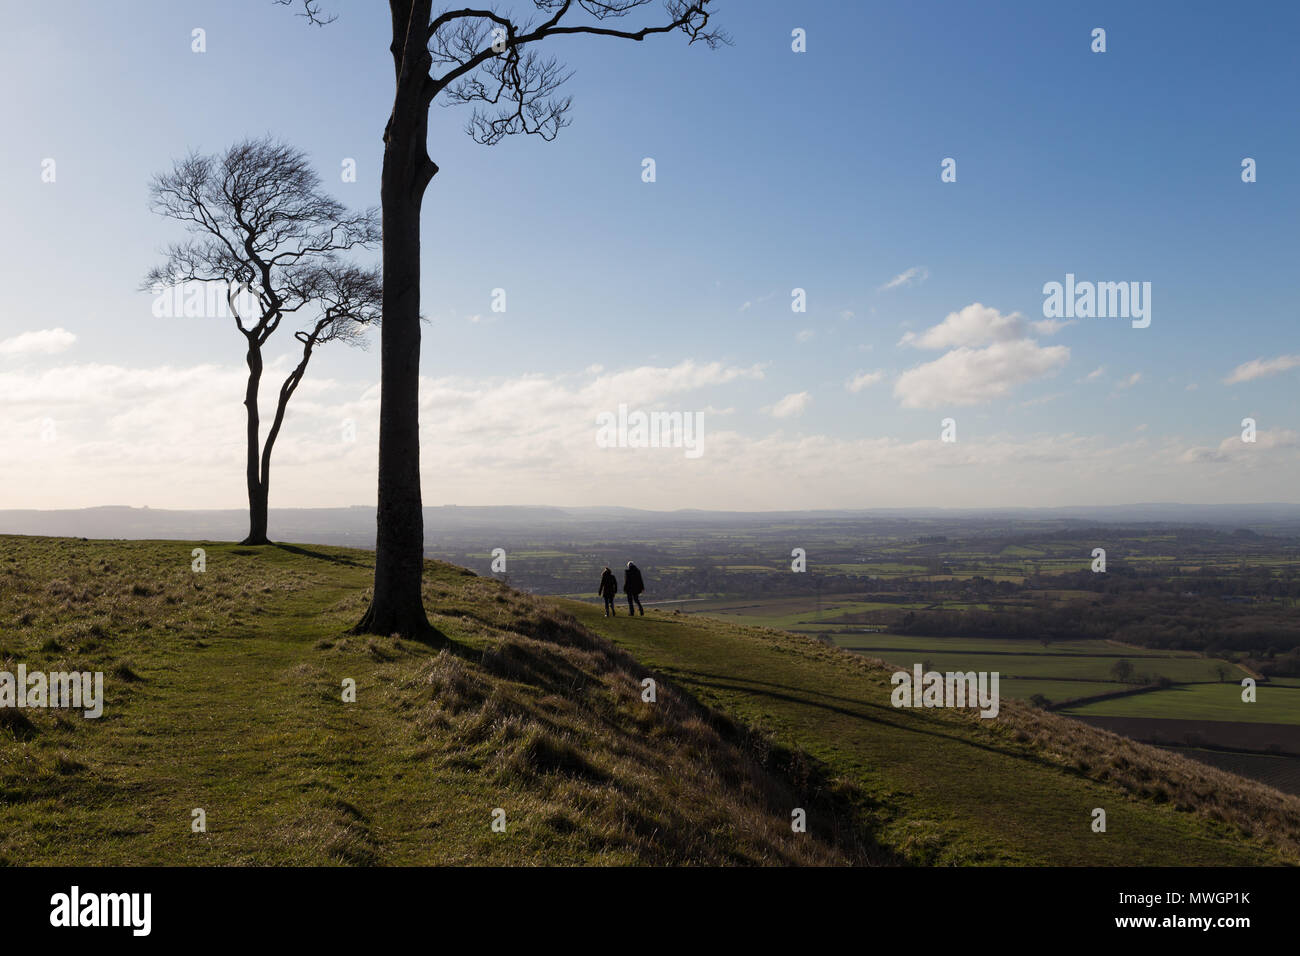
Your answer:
(145, 137), (381, 545)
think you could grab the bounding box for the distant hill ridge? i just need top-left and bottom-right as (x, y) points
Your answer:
(3, 502), (1300, 544)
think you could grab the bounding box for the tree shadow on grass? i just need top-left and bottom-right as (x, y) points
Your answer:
(273, 543), (369, 568)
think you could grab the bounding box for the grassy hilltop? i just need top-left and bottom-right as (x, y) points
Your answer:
(1, 535), (1297, 865)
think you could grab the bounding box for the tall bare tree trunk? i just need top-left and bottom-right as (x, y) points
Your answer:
(355, 0), (436, 638)
(242, 342), (271, 545)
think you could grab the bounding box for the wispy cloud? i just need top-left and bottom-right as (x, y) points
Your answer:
(846, 370), (885, 392)
(1180, 429), (1298, 464)
(0, 328), (77, 357)
(1030, 319), (1075, 336)
(878, 266), (929, 292)
(738, 291), (775, 313)
(1224, 353), (1300, 385)
(765, 391), (811, 418)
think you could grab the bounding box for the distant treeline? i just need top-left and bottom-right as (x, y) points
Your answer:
(881, 590), (1300, 674)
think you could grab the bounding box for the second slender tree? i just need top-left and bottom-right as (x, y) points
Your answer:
(145, 138), (381, 545)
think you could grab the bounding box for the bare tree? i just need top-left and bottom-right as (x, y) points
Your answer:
(280, 0), (725, 640)
(144, 138), (381, 545)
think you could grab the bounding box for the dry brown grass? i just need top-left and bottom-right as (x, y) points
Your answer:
(362, 575), (891, 865)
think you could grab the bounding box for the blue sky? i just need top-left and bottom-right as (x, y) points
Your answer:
(0, 0), (1296, 510)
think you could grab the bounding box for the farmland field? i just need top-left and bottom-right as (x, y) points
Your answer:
(673, 600), (1251, 702)
(1066, 683), (1300, 724)
(425, 510), (1300, 799)
(834, 650), (1245, 685)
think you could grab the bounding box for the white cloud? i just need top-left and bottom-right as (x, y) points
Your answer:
(1031, 319), (1075, 336)
(1180, 429), (1298, 464)
(894, 340), (1069, 408)
(1116, 372), (1142, 389)
(766, 391), (811, 419)
(796, 329), (815, 343)
(1081, 366), (1106, 383)
(892, 303), (1068, 408)
(902, 303), (1026, 349)
(878, 266), (929, 291)
(0, 328), (77, 357)
(1224, 354), (1300, 385)
(2, 354), (1295, 512)
(846, 370), (885, 393)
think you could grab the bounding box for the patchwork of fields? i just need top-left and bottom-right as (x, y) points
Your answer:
(676, 594), (1252, 704)
(674, 590), (1300, 795)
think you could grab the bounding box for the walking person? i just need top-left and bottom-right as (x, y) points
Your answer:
(598, 566), (618, 617)
(623, 561), (645, 616)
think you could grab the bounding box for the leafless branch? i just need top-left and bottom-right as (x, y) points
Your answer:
(279, 1), (727, 147)
(145, 137), (380, 347)
(272, 0), (337, 26)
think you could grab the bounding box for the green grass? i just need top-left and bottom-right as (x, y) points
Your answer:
(4, 535), (1299, 866)
(0, 537), (853, 866)
(1066, 683), (1300, 724)
(568, 604), (1300, 864)
(677, 596), (917, 630)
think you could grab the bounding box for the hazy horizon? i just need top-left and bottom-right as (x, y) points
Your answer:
(6, 500), (1300, 549)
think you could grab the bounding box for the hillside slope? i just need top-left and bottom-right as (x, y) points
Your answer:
(0, 537), (866, 865)
(568, 600), (1300, 864)
(1, 536), (1297, 865)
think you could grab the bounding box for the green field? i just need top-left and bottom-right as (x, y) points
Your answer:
(1066, 683), (1300, 724)
(676, 595), (907, 630)
(683, 597), (1257, 712)
(839, 650), (1243, 685)
(1000, 679), (1131, 702)
(829, 634), (1200, 657)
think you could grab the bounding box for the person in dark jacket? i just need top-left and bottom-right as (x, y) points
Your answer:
(623, 561), (645, 615)
(598, 567), (618, 617)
